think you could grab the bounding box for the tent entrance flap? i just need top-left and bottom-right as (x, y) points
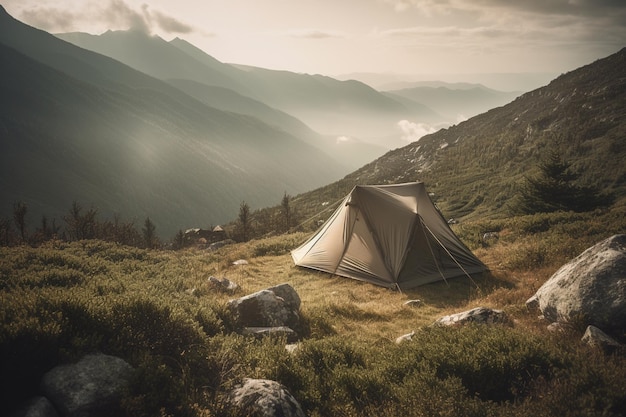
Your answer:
(291, 182), (487, 290)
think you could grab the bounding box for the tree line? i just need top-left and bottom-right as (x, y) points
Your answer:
(0, 191), (301, 249)
(1, 201), (159, 249)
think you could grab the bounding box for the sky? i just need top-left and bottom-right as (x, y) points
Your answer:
(3, 0), (626, 82)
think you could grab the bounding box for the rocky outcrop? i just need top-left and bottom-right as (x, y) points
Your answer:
(434, 307), (510, 327)
(40, 353), (133, 417)
(227, 378), (305, 417)
(526, 234), (626, 335)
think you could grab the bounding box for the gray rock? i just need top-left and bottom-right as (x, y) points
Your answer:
(228, 378), (305, 417)
(242, 326), (297, 343)
(529, 234), (626, 333)
(266, 283), (301, 311)
(228, 284), (301, 330)
(581, 325), (623, 353)
(404, 299), (423, 308)
(40, 353), (133, 417)
(434, 307), (509, 327)
(395, 331), (415, 344)
(10, 396), (59, 417)
(209, 276), (238, 292)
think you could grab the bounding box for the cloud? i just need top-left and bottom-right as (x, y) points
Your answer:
(288, 29), (345, 39)
(151, 10), (194, 34)
(336, 135), (354, 144)
(397, 120), (436, 143)
(20, 7), (78, 32)
(16, 0), (197, 35)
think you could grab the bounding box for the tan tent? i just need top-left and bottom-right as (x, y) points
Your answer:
(291, 182), (486, 290)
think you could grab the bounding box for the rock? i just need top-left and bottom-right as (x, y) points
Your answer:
(242, 326), (297, 343)
(228, 378), (305, 417)
(228, 284), (300, 330)
(209, 276), (238, 292)
(395, 331), (415, 344)
(285, 344), (300, 354)
(10, 396), (59, 417)
(40, 353), (133, 417)
(266, 283), (301, 311)
(528, 234), (626, 334)
(581, 325), (623, 353)
(547, 322), (568, 333)
(404, 299), (423, 308)
(434, 307), (509, 327)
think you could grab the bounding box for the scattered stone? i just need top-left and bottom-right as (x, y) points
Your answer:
(395, 331), (415, 344)
(40, 353), (133, 417)
(228, 378), (305, 417)
(528, 234), (626, 335)
(285, 343), (300, 354)
(434, 307), (510, 327)
(404, 299), (423, 308)
(209, 276), (238, 292)
(242, 326), (297, 343)
(547, 322), (568, 333)
(581, 325), (623, 353)
(10, 396), (59, 417)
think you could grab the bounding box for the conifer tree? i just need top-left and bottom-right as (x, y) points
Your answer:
(238, 201), (251, 242)
(142, 217), (157, 249)
(516, 150), (614, 214)
(12, 201), (27, 242)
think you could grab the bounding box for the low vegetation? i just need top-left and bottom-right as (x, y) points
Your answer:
(2, 203), (626, 416)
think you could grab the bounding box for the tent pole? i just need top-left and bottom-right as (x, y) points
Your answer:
(419, 217), (449, 287)
(422, 222), (480, 290)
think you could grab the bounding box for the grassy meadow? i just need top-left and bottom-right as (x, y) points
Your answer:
(2, 205), (626, 416)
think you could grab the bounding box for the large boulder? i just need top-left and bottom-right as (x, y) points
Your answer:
(227, 378), (305, 417)
(40, 353), (133, 417)
(228, 284), (301, 330)
(527, 234), (626, 334)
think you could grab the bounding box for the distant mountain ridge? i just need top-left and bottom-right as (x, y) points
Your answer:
(55, 29), (444, 150)
(0, 6), (349, 237)
(384, 85), (522, 120)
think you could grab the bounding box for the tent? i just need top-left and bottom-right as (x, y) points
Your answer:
(291, 182), (486, 290)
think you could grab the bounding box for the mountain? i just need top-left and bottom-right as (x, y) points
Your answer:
(0, 7), (348, 237)
(283, 48), (626, 224)
(55, 30), (443, 149)
(383, 85), (522, 121)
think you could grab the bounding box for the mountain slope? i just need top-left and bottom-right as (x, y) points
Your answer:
(285, 48), (626, 225)
(0, 7), (348, 237)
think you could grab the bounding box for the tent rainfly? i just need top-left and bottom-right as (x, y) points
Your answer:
(291, 182), (486, 290)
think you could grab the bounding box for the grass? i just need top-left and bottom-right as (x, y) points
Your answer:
(2, 205), (626, 416)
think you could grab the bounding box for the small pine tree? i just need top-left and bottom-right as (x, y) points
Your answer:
(13, 201), (27, 242)
(237, 201), (251, 242)
(142, 217), (157, 249)
(516, 150), (614, 214)
(280, 192), (291, 233)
